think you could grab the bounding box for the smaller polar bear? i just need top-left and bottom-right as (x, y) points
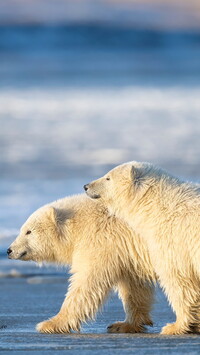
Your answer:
(84, 161), (200, 335)
(8, 194), (155, 334)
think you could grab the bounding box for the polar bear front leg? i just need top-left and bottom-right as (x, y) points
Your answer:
(107, 278), (154, 333)
(160, 277), (199, 335)
(36, 270), (112, 334)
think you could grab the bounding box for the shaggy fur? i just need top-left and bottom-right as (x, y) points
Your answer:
(8, 194), (155, 334)
(85, 161), (200, 335)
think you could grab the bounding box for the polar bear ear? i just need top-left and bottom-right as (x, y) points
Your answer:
(54, 208), (74, 224)
(45, 206), (57, 223)
(47, 206), (74, 224)
(130, 165), (141, 185)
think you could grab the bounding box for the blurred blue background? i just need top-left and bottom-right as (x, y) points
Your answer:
(0, 0), (200, 246)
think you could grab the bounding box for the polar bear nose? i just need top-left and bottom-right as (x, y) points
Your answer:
(84, 184), (89, 191)
(7, 248), (12, 255)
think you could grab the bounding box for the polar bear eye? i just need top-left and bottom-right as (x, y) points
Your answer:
(106, 177), (110, 181)
(26, 230), (31, 235)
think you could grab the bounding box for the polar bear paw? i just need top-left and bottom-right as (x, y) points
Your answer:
(107, 321), (145, 333)
(161, 322), (187, 335)
(36, 316), (71, 334)
(189, 324), (200, 334)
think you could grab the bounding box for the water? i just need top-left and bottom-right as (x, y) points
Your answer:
(1, 25), (200, 87)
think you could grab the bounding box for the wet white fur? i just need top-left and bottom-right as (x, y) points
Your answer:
(9, 193), (155, 334)
(86, 161), (200, 335)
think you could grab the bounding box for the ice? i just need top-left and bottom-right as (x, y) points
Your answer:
(0, 86), (200, 179)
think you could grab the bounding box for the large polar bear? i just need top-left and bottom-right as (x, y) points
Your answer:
(84, 161), (200, 335)
(8, 194), (155, 334)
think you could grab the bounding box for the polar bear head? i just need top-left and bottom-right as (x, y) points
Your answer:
(7, 205), (72, 263)
(84, 161), (159, 214)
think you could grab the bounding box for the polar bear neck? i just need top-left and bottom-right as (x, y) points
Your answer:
(109, 172), (200, 238)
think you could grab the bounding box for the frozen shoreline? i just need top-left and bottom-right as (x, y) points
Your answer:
(1, 87), (200, 180)
(0, 273), (200, 353)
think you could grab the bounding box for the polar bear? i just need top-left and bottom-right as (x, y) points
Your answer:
(84, 161), (200, 335)
(7, 194), (155, 334)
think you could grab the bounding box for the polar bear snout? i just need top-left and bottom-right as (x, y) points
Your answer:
(7, 243), (28, 260)
(7, 245), (17, 259)
(7, 247), (12, 257)
(84, 183), (101, 199)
